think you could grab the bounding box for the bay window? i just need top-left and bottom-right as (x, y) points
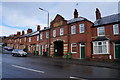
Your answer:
(93, 41), (109, 54)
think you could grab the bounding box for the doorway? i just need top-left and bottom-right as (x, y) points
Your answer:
(80, 43), (85, 59)
(54, 41), (63, 56)
(115, 44), (120, 59)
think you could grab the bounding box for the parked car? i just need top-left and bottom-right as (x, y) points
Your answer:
(2, 46), (13, 54)
(11, 49), (27, 57)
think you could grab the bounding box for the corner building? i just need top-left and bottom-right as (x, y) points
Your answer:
(49, 9), (93, 59)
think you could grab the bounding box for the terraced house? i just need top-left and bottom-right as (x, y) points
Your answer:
(2, 8), (120, 60)
(91, 8), (120, 59)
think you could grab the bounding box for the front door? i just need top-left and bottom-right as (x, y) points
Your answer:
(80, 44), (85, 59)
(115, 44), (120, 59)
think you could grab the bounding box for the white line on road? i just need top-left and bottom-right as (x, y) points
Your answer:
(70, 76), (87, 80)
(12, 65), (45, 73)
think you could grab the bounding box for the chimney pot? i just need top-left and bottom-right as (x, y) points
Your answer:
(17, 32), (21, 35)
(37, 25), (40, 31)
(27, 29), (32, 33)
(74, 9), (78, 18)
(44, 27), (47, 29)
(22, 30), (25, 35)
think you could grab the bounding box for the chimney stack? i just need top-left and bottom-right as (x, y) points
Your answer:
(27, 29), (32, 33)
(96, 8), (101, 20)
(44, 27), (47, 29)
(17, 32), (21, 35)
(37, 25), (40, 31)
(22, 30), (25, 35)
(74, 9), (78, 18)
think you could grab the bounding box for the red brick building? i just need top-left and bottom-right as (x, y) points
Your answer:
(47, 9), (93, 59)
(3, 8), (120, 60)
(91, 8), (120, 59)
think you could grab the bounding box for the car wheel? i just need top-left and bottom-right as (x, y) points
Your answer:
(12, 54), (14, 56)
(24, 55), (27, 57)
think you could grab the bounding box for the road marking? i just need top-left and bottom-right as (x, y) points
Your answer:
(70, 76), (87, 80)
(12, 65), (45, 73)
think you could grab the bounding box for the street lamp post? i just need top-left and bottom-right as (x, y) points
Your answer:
(39, 8), (50, 56)
(39, 8), (49, 28)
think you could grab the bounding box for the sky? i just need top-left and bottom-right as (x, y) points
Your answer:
(0, 0), (119, 36)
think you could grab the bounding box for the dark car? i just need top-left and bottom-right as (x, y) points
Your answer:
(11, 49), (27, 57)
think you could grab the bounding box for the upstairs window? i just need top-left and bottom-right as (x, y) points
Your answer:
(37, 35), (39, 41)
(79, 24), (85, 33)
(53, 30), (56, 37)
(46, 32), (49, 38)
(71, 25), (76, 34)
(60, 28), (64, 35)
(40, 33), (42, 39)
(98, 27), (105, 36)
(113, 24), (119, 35)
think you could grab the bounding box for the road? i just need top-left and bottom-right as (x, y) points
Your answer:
(1, 53), (120, 79)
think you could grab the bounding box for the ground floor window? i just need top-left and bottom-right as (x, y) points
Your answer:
(93, 41), (109, 54)
(71, 43), (77, 53)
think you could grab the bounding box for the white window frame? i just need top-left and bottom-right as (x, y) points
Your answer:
(113, 24), (119, 35)
(37, 35), (39, 41)
(46, 32), (49, 38)
(97, 27), (105, 36)
(71, 25), (76, 34)
(40, 33), (42, 39)
(53, 30), (56, 37)
(29, 37), (31, 42)
(60, 28), (64, 36)
(93, 41), (109, 54)
(71, 43), (77, 53)
(79, 24), (85, 33)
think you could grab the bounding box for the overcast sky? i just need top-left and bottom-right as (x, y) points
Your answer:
(0, 0), (119, 36)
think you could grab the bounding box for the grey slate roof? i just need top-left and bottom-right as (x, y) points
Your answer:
(28, 31), (39, 37)
(93, 36), (110, 41)
(92, 13), (120, 27)
(67, 17), (86, 24)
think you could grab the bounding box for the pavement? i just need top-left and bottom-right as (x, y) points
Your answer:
(27, 53), (120, 70)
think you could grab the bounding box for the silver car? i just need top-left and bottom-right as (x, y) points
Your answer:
(11, 49), (27, 57)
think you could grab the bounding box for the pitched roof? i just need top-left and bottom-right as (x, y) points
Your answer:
(92, 36), (110, 41)
(67, 17), (86, 24)
(92, 13), (120, 27)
